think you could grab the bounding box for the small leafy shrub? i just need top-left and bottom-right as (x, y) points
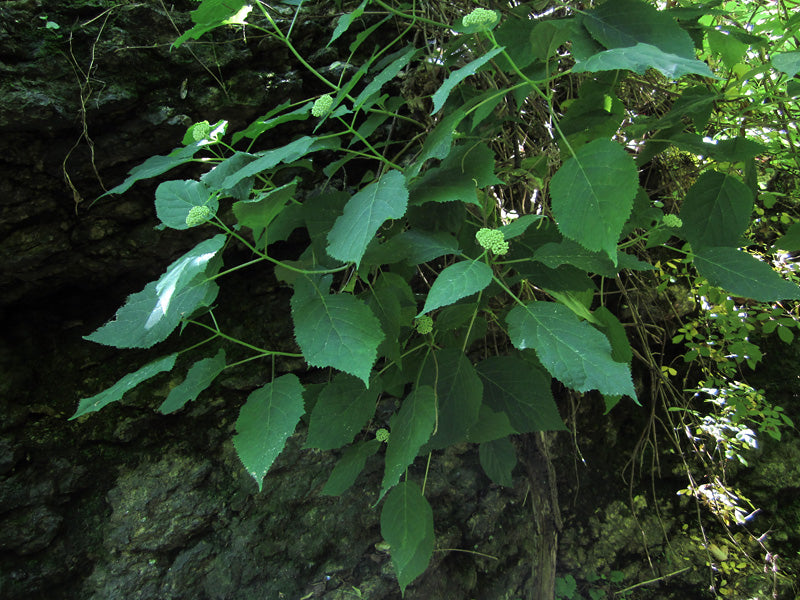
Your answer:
(74, 0), (800, 593)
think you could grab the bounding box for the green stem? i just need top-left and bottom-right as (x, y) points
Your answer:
(188, 318), (304, 358)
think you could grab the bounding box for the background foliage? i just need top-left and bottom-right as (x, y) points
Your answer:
(75, 0), (800, 596)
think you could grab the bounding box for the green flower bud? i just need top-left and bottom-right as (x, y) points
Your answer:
(462, 8), (498, 28)
(191, 120), (211, 141)
(662, 214), (683, 228)
(311, 94), (334, 117)
(415, 315), (433, 335)
(185, 205), (212, 227)
(475, 228), (509, 255)
(375, 428), (390, 443)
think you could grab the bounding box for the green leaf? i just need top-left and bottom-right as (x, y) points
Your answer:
(327, 170), (409, 266)
(574, 43), (714, 78)
(322, 440), (382, 496)
(558, 76), (625, 148)
(493, 17), (537, 70)
(200, 151), (258, 200)
(467, 405), (516, 443)
(409, 143), (502, 207)
(155, 180), (216, 230)
(380, 482), (434, 595)
(668, 134), (767, 162)
(679, 172), (753, 249)
(233, 180), (298, 247)
(233, 374), (305, 492)
(583, 0), (695, 58)
(530, 20), (572, 61)
(550, 139), (638, 262)
(101, 143), (202, 197)
(85, 235), (225, 348)
(420, 348), (482, 449)
(406, 108), (468, 178)
(363, 272), (416, 362)
(592, 307), (633, 364)
(328, 0), (367, 46)
(231, 103), (312, 145)
(291, 275), (384, 386)
(431, 47), (504, 115)
(693, 247), (800, 301)
(773, 222), (800, 252)
(500, 215), (543, 240)
(71, 354), (178, 419)
(354, 47), (416, 110)
(506, 302), (636, 397)
(306, 374), (379, 450)
(772, 51), (800, 78)
(172, 0), (251, 48)
(390, 229), (460, 265)
(517, 262), (596, 292)
(221, 136), (319, 190)
(158, 349), (226, 414)
(547, 289), (601, 324)
(381, 386), (436, 498)
(476, 356), (565, 432)
(479, 437), (517, 487)
(419, 259), (493, 315)
(535, 240), (618, 277)
(706, 28), (748, 69)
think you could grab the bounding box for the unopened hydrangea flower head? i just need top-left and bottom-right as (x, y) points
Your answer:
(462, 8), (498, 28)
(375, 428), (390, 443)
(192, 121), (211, 141)
(475, 227), (509, 255)
(662, 214), (683, 228)
(311, 94), (333, 117)
(415, 315), (434, 335)
(185, 205), (212, 227)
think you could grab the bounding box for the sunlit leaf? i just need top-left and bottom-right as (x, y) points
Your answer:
(680, 171), (753, 249)
(233, 374), (305, 492)
(291, 275), (383, 386)
(159, 349), (226, 414)
(327, 170), (408, 266)
(380, 482), (434, 595)
(550, 139), (638, 262)
(694, 247), (800, 301)
(72, 354), (178, 419)
(584, 0), (695, 58)
(431, 47), (504, 115)
(155, 179), (216, 230)
(85, 235), (225, 349)
(507, 302), (636, 397)
(381, 385), (436, 498)
(419, 259), (493, 315)
(574, 43), (714, 78)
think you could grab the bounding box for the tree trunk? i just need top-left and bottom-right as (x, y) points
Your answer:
(523, 432), (563, 600)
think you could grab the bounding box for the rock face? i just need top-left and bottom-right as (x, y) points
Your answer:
(1, 2), (799, 600)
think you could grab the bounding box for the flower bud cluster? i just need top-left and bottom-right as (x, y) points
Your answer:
(462, 8), (498, 28)
(375, 428), (390, 443)
(475, 227), (509, 255)
(415, 315), (433, 334)
(311, 94), (333, 117)
(662, 214), (683, 228)
(461, 8), (497, 27)
(185, 205), (211, 227)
